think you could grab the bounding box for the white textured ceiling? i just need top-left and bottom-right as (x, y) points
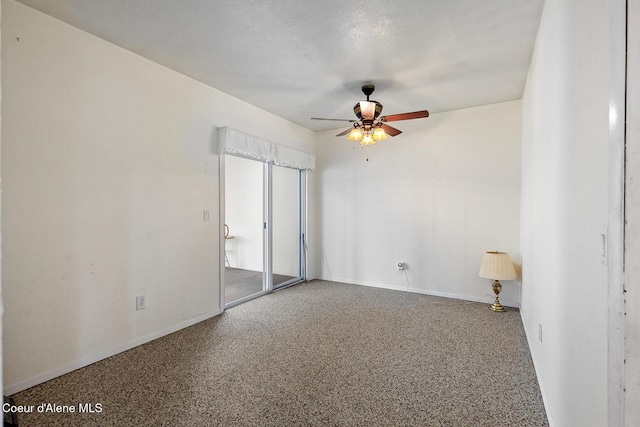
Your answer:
(17, 0), (544, 132)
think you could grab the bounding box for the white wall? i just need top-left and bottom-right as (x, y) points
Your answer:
(316, 100), (522, 306)
(1, 0), (314, 393)
(520, 0), (625, 425)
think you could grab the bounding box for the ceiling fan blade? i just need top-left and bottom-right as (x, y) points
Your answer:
(336, 128), (353, 137)
(310, 117), (356, 122)
(381, 123), (402, 136)
(381, 110), (430, 122)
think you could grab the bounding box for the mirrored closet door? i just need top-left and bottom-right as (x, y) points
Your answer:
(223, 155), (305, 307)
(272, 164), (303, 289)
(223, 155), (267, 305)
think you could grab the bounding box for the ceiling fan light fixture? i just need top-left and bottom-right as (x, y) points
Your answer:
(361, 132), (375, 146)
(348, 127), (363, 141)
(372, 126), (387, 141)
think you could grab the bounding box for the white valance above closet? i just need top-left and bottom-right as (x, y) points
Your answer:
(217, 126), (315, 171)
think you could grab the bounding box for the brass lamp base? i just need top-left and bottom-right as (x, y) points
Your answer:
(490, 279), (506, 312)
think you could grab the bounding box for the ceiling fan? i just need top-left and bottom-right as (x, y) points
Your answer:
(311, 85), (429, 146)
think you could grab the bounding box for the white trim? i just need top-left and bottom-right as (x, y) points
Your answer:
(318, 276), (521, 308)
(624, 0), (640, 425)
(3, 309), (222, 396)
(607, 0), (627, 425)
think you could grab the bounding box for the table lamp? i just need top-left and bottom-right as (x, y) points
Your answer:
(478, 251), (517, 312)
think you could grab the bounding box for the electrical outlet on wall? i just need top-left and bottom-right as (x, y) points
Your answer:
(136, 295), (147, 310)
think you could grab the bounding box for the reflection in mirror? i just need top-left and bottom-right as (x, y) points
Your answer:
(224, 155), (265, 304)
(272, 165), (302, 288)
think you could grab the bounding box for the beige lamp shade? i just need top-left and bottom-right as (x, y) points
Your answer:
(478, 251), (517, 280)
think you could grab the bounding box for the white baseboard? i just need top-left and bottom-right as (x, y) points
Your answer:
(3, 308), (222, 396)
(318, 276), (520, 308)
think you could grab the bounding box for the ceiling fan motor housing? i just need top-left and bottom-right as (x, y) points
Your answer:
(354, 100), (383, 120)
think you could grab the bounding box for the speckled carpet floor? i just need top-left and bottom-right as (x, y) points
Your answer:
(11, 280), (548, 426)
